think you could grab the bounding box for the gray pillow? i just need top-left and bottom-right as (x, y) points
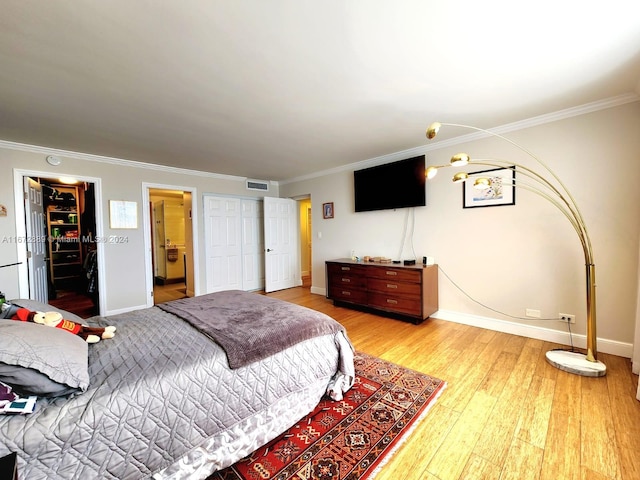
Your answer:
(0, 319), (89, 397)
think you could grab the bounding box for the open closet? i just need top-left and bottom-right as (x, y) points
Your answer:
(36, 178), (99, 317)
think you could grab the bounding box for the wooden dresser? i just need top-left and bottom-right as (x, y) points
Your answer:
(326, 258), (438, 324)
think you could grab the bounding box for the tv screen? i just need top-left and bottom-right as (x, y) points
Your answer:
(354, 155), (426, 212)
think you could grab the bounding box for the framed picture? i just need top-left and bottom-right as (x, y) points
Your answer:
(463, 166), (516, 208)
(322, 202), (334, 219)
(109, 200), (138, 229)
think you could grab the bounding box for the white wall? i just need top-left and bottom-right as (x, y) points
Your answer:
(280, 102), (640, 357)
(0, 150), (277, 314)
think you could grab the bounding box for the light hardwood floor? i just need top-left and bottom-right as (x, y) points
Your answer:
(153, 282), (188, 304)
(265, 287), (640, 480)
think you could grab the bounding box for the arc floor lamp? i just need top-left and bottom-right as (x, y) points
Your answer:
(425, 122), (606, 377)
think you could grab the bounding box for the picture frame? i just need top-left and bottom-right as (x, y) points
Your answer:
(463, 166), (516, 208)
(109, 200), (138, 229)
(322, 202), (334, 219)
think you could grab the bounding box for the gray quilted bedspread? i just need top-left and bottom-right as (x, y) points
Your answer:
(0, 305), (351, 479)
(158, 290), (344, 368)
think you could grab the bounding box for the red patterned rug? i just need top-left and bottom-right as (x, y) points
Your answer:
(209, 352), (446, 480)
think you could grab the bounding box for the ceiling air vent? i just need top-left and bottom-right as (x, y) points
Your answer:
(246, 179), (269, 192)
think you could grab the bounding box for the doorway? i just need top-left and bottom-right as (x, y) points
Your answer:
(298, 198), (312, 288)
(146, 186), (196, 305)
(19, 174), (100, 318)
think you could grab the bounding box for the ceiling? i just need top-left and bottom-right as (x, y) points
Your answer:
(1, 1), (639, 182)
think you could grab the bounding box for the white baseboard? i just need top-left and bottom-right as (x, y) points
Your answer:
(310, 286), (326, 296)
(433, 309), (633, 359)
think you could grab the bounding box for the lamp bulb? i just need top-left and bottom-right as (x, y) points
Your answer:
(426, 122), (441, 139)
(451, 153), (470, 166)
(452, 172), (468, 183)
(474, 178), (491, 189)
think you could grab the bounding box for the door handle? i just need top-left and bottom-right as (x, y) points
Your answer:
(266, 248), (273, 252)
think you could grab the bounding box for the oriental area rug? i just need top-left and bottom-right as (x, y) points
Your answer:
(209, 352), (446, 480)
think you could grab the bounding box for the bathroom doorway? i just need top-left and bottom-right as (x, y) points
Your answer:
(148, 188), (194, 304)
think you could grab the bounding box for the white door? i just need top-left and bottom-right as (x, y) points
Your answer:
(241, 199), (264, 290)
(24, 177), (48, 302)
(204, 196), (242, 293)
(264, 197), (298, 293)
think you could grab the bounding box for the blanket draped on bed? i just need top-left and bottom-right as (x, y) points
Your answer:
(158, 290), (345, 369)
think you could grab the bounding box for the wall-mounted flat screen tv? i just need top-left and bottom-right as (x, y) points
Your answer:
(354, 155), (426, 212)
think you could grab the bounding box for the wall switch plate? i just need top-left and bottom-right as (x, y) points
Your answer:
(525, 308), (541, 318)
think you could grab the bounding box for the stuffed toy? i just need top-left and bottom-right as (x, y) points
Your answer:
(10, 307), (116, 344)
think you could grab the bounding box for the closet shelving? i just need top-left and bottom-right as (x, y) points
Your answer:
(46, 186), (82, 286)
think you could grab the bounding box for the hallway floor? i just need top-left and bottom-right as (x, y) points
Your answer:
(153, 282), (188, 304)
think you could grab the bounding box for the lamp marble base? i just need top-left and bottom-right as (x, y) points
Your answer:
(545, 350), (606, 377)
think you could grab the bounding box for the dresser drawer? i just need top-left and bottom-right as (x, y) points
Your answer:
(368, 266), (421, 283)
(328, 263), (366, 279)
(368, 278), (421, 297)
(330, 287), (368, 305)
(327, 263), (365, 275)
(328, 273), (366, 289)
(368, 293), (422, 317)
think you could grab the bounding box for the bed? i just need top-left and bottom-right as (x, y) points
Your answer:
(0, 290), (354, 479)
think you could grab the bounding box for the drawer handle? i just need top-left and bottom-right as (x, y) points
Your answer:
(341, 291), (351, 296)
(341, 266), (351, 271)
(385, 271), (398, 276)
(386, 284), (398, 289)
(341, 278), (351, 283)
(386, 299), (398, 304)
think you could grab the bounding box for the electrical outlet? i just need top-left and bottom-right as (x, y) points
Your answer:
(559, 313), (576, 324)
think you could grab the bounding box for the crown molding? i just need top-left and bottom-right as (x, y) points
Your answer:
(0, 139), (248, 183)
(279, 93), (640, 185)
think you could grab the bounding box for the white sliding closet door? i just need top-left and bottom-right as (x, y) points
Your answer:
(241, 199), (264, 291)
(204, 195), (264, 293)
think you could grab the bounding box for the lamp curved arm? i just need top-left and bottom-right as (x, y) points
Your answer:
(427, 122), (590, 239)
(467, 174), (590, 261)
(460, 159), (593, 264)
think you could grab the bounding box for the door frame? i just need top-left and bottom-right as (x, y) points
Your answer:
(13, 168), (106, 315)
(142, 182), (200, 307)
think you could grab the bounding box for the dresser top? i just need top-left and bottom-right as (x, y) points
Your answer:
(326, 258), (436, 271)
